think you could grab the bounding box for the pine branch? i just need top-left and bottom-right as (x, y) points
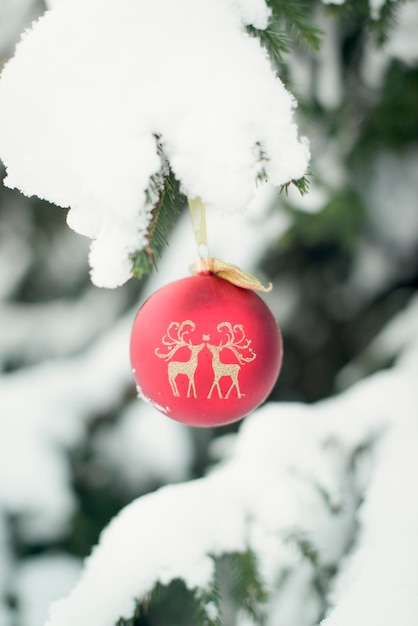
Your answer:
(340, 0), (408, 45)
(284, 529), (320, 567)
(130, 162), (185, 280)
(247, 20), (291, 67)
(128, 0), (321, 285)
(113, 550), (268, 626)
(266, 0), (322, 52)
(115, 586), (164, 626)
(227, 550), (269, 624)
(281, 174), (311, 196)
(193, 573), (223, 626)
(116, 614), (136, 626)
(283, 529), (330, 618)
(113, 564), (222, 626)
(255, 141), (270, 183)
(369, 0), (402, 45)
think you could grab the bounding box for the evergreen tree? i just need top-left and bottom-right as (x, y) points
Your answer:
(0, 1), (417, 625)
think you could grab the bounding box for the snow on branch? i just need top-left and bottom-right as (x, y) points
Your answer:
(44, 340), (418, 626)
(0, 316), (131, 541)
(0, 0), (309, 288)
(0, 287), (127, 368)
(322, 414), (418, 626)
(0, 197), (282, 543)
(321, 313), (418, 625)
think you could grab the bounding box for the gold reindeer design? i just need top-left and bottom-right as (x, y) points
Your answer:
(155, 320), (204, 398)
(207, 322), (256, 400)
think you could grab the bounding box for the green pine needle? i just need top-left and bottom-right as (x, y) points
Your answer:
(370, 0), (402, 45)
(130, 164), (185, 280)
(267, 0), (322, 51)
(129, 0), (323, 284)
(115, 589), (164, 625)
(315, 483), (345, 516)
(113, 550), (269, 626)
(284, 529), (320, 567)
(248, 20), (291, 67)
(193, 574), (223, 626)
(227, 550), (269, 624)
(281, 174), (311, 197)
(340, 0), (407, 46)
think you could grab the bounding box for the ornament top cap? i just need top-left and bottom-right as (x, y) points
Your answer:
(189, 257), (272, 292)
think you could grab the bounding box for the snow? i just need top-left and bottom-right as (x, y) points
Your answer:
(320, 0), (418, 104)
(361, 1), (418, 90)
(366, 150), (418, 253)
(0, 181), (290, 619)
(5, 162), (415, 625)
(0, 417), (75, 541)
(18, 188), (414, 625)
(204, 601), (220, 621)
(368, 294), (418, 361)
(314, 9), (343, 110)
(368, 0), (386, 20)
(22, 233), (418, 626)
(0, 2), (416, 624)
(348, 149), (418, 299)
(0, 288), (127, 368)
(0, 234), (32, 300)
(17, 554), (82, 626)
(94, 402), (195, 489)
(321, 0), (345, 6)
(0, 321), (131, 540)
(337, 291), (418, 388)
(285, 182), (328, 214)
(45, 339), (418, 626)
(0, 182), (285, 542)
(0, 0), (309, 288)
(46, 479), (247, 626)
(224, 0), (271, 28)
(323, 417), (418, 626)
(266, 563), (323, 626)
(0, 0), (41, 58)
(386, 1), (418, 65)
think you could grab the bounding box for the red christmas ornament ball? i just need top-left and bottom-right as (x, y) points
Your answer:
(130, 274), (283, 427)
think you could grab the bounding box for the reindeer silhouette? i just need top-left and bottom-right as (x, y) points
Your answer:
(207, 322), (256, 399)
(155, 320), (204, 398)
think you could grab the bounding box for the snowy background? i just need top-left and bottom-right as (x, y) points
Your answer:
(0, 0), (418, 625)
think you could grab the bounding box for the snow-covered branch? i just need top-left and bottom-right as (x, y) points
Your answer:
(44, 326), (418, 625)
(0, 2), (417, 625)
(0, 0), (309, 287)
(0, 193), (284, 539)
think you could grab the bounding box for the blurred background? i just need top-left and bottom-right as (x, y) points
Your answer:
(0, 0), (417, 625)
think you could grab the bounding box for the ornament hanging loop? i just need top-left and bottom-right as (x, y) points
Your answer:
(188, 196), (209, 259)
(188, 195), (272, 292)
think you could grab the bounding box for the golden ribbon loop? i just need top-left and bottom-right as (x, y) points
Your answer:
(188, 196), (273, 292)
(188, 196), (209, 258)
